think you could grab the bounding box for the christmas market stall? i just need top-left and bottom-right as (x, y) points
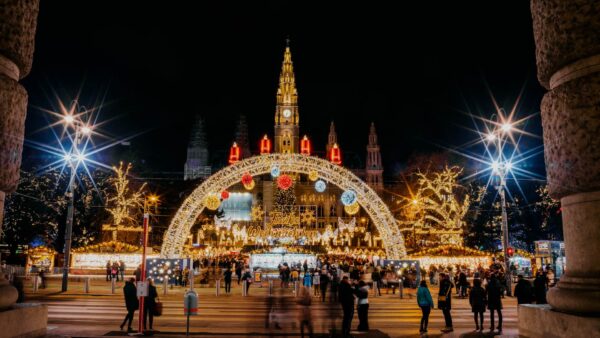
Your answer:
(70, 240), (158, 274)
(26, 246), (56, 273)
(408, 244), (492, 273)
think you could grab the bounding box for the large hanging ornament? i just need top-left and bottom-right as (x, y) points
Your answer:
(341, 190), (357, 206)
(270, 165), (281, 178)
(243, 180), (255, 190)
(315, 180), (326, 193)
(220, 190), (230, 200)
(204, 195), (221, 210)
(308, 170), (319, 182)
(344, 202), (360, 215)
(241, 172), (253, 186)
(277, 174), (293, 190)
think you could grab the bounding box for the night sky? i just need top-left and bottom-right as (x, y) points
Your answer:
(22, 1), (545, 178)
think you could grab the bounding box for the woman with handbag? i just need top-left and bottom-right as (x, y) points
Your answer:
(144, 278), (159, 331)
(438, 273), (454, 333)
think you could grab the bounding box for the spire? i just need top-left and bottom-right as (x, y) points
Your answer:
(327, 121), (338, 154)
(276, 41), (298, 106)
(235, 115), (251, 158)
(184, 115), (211, 180)
(366, 122), (383, 191)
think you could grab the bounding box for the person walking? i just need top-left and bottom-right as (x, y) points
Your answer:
(236, 264), (243, 285)
(533, 272), (548, 304)
(112, 262), (119, 281)
(312, 271), (320, 297)
(242, 269), (252, 295)
(223, 267), (232, 294)
(120, 278), (138, 332)
(134, 264), (142, 282)
(355, 280), (370, 332)
(338, 276), (355, 338)
(106, 261), (112, 281)
(417, 280), (434, 334)
(469, 278), (486, 332)
(372, 268), (382, 296)
(459, 271), (468, 298)
(119, 260), (126, 281)
(438, 273), (454, 333)
(143, 278), (158, 331)
(303, 272), (312, 288)
(298, 287), (313, 338)
(486, 274), (503, 333)
(514, 274), (534, 305)
(320, 271), (330, 302)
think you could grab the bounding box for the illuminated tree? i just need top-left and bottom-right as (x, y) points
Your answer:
(106, 162), (146, 227)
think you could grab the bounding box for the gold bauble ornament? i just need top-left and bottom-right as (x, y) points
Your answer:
(204, 195), (221, 210)
(344, 202), (360, 215)
(308, 170), (319, 182)
(243, 180), (255, 190)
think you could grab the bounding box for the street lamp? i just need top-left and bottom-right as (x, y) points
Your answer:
(487, 113), (514, 296)
(60, 104), (94, 292)
(137, 194), (159, 334)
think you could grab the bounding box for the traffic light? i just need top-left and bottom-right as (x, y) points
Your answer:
(507, 247), (514, 257)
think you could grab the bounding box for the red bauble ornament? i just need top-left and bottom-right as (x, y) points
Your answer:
(277, 174), (293, 190)
(241, 173), (253, 186)
(221, 190), (230, 200)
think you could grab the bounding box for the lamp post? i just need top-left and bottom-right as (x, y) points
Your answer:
(137, 195), (158, 334)
(61, 109), (93, 292)
(487, 113), (513, 296)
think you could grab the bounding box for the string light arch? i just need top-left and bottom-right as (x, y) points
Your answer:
(161, 153), (407, 259)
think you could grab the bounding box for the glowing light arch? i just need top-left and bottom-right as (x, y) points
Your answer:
(161, 153), (407, 259)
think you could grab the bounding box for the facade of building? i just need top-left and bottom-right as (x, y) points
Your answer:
(184, 116), (211, 180)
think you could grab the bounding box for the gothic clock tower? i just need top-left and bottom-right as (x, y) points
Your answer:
(274, 39), (299, 153)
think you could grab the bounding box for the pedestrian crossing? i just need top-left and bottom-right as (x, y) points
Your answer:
(29, 282), (519, 337)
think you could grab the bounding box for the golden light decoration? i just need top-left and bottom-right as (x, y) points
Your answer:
(203, 194), (221, 210)
(243, 180), (255, 190)
(160, 153), (407, 259)
(251, 204), (264, 221)
(308, 170), (319, 182)
(344, 202), (360, 215)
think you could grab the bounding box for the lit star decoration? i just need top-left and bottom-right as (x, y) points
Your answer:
(344, 202), (360, 215)
(315, 180), (326, 193)
(251, 205), (264, 221)
(300, 209), (317, 225)
(277, 174), (293, 190)
(341, 190), (357, 206)
(270, 165), (281, 178)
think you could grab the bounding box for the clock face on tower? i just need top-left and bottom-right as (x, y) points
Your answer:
(283, 109), (292, 118)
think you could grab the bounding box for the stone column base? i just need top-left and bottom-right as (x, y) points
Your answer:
(0, 303), (47, 338)
(519, 304), (600, 338)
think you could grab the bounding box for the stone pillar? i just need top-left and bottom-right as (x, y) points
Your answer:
(0, 0), (40, 310)
(531, 0), (600, 315)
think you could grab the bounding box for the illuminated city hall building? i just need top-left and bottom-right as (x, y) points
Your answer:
(186, 42), (389, 264)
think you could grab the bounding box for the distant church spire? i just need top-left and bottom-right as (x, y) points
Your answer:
(326, 121), (337, 154)
(235, 115), (251, 158)
(184, 115), (211, 180)
(274, 39), (300, 153)
(366, 122), (383, 191)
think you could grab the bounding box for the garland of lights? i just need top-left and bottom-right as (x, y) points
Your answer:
(161, 153), (406, 259)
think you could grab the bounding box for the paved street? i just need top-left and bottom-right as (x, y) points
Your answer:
(24, 277), (519, 337)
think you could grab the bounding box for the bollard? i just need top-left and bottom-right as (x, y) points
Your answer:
(111, 277), (116, 294)
(163, 276), (168, 296)
(268, 279), (273, 296)
(242, 280), (247, 297)
(84, 277), (90, 293)
(184, 290), (198, 336)
(215, 279), (220, 296)
(373, 281), (378, 297)
(32, 273), (39, 293)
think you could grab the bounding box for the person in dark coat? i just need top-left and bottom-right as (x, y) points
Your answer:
(514, 274), (534, 305)
(223, 267), (233, 293)
(134, 265), (142, 282)
(438, 273), (454, 333)
(144, 278), (158, 331)
(533, 272), (548, 304)
(486, 274), (503, 332)
(120, 278), (139, 332)
(236, 264), (243, 285)
(106, 261), (112, 281)
(372, 268), (382, 296)
(338, 276), (355, 337)
(320, 271), (330, 302)
(469, 278), (486, 332)
(355, 280), (370, 332)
